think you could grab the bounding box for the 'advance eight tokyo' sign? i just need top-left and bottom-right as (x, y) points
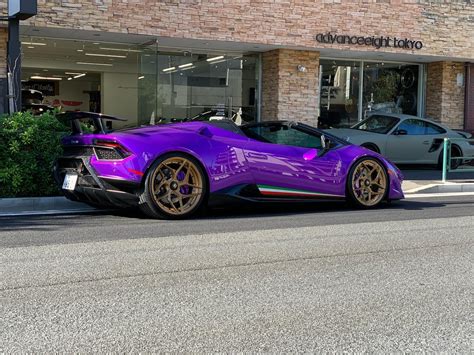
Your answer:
(316, 33), (423, 50)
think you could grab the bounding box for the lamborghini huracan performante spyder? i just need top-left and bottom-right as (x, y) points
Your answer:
(54, 112), (404, 219)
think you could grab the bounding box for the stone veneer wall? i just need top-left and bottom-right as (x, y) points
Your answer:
(0, 1), (6, 79)
(25, 0), (473, 60)
(262, 50), (320, 126)
(426, 62), (465, 129)
(0, 28), (7, 80)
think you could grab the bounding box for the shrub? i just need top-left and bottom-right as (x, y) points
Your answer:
(0, 110), (70, 197)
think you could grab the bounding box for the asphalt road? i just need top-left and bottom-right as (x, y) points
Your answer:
(1, 196), (473, 352)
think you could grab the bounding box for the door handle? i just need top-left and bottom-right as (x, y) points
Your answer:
(422, 140), (430, 145)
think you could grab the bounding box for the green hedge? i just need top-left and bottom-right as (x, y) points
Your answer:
(0, 111), (70, 197)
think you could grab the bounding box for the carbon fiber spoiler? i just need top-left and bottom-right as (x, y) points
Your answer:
(57, 111), (127, 134)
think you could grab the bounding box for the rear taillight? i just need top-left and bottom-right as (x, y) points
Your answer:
(93, 139), (131, 160)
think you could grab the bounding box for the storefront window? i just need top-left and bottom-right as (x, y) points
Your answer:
(319, 60), (360, 128)
(20, 36), (260, 128)
(319, 59), (422, 128)
(153, 52), (259, 124)
(363, 63), (419, 118)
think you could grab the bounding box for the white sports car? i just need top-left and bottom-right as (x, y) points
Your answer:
(327, 113), (474, 167)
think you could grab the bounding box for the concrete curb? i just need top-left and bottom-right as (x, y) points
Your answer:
(0, 196), (97, 217)
(1, 181), (474, 217)
(404, 182), (474, 194)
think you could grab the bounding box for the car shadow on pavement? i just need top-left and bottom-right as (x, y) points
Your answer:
(0, 199), (460, 233)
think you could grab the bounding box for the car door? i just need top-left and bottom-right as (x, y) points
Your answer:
(385, 118), (436, 164)
(242, 123), (345, 198)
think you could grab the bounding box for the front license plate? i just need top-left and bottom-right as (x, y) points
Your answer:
(62, 173), (78, 191)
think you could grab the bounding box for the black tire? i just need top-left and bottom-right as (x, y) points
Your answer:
(437, 144), (462, 170)
(139, 152), (208, 219)
(360, 143), (380, 154)
(346, 157), (389, 209)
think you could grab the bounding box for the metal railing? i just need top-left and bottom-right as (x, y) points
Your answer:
(442, 137), (474, 182)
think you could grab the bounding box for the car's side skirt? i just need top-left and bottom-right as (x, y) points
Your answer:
(257, 184), (345, 198)
(208, 184), (346, 206)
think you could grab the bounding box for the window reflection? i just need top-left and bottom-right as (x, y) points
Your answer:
(319, 60), (361, 129)
(319, 60), (421, 129)
(363, 63), (419, 118)
(153, 53), (259, 124)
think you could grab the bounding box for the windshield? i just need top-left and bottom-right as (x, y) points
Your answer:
(352, 115), (400, 134)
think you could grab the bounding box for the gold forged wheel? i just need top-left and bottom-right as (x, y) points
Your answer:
(143, 155), (206, 218)
(349, 158), (388, 207)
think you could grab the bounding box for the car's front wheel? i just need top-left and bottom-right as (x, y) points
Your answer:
(347, 158), (388, 208)
(139, 153), (208, 219)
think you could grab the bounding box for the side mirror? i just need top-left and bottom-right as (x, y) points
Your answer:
(393, 129), (408, 136)
(303, 148), (318, 161)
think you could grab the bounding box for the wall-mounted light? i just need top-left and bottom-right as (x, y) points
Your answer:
(297, 65), (307, 73)
(456, 73), (464, 87)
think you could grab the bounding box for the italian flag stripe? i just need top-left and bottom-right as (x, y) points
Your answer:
(257, 184), (343, 198)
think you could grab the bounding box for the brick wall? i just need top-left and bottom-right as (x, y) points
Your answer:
(0, 28), (7, 79)
(426, 61), (465, 129)
(262, 50), (320, 125)
(25, 0), (473, 60)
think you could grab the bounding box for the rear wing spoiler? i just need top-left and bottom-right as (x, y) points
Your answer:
(57, 111), (127, 134)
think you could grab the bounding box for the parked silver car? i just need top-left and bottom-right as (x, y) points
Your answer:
(327, 113), (474, 167)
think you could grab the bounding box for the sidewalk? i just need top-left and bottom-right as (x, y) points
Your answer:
(401, 167), (474, 193)
(1, 168), (473, 217)
(0, 196), (97, 217)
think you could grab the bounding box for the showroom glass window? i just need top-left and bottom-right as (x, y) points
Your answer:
(319, 60), (361, 128)
(147, 52), (260, 125)
(363, 63), (419, 118)
(319, 60), (422, 128)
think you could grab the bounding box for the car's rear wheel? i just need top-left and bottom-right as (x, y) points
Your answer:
(437, 144), (462, 170)
(139, 153), (208, 219)
(347, 158), (388, 208)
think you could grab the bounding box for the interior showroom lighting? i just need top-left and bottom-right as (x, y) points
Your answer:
(85, 53), (127, 59)
(206, 56), (224, 62)
(73, 73), (86, 79)
(30, 76), (62, 81)
(178, 63), (193, 69)
(65, 72), (84, 75)
(22, 42), (46, 46)
(99, 47), (142, 53)
(162, 66), (176, 72)
(76, 62), (113, 66)
(138, 76), (145, 80)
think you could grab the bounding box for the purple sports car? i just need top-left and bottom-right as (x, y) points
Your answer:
(54, 112), (404, 219)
